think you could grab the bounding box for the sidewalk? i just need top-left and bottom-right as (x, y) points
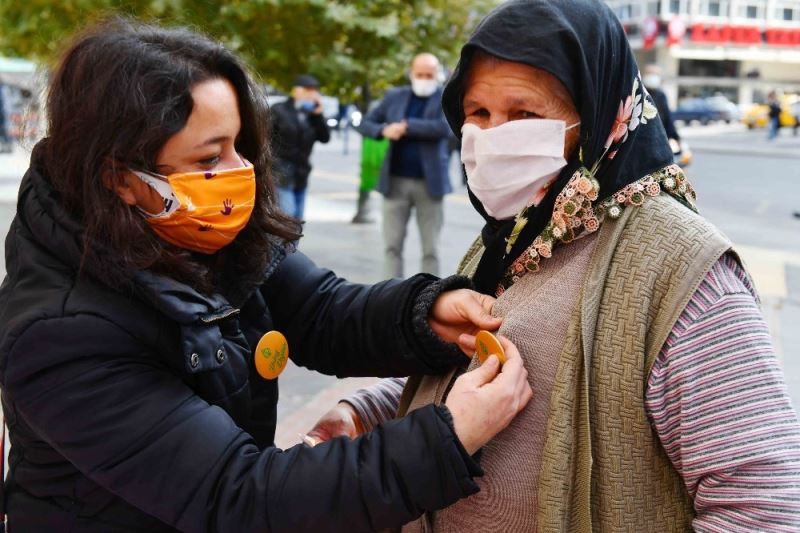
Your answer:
(680, 123), (800, 159)
(0, 142), (31, 202)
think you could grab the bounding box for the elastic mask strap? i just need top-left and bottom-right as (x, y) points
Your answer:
(565, 121), (581, 131)
(130, 170), (180, 218)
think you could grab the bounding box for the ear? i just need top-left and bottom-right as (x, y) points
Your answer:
(115, 178), (139, 207)
(102, 170), (139, 207)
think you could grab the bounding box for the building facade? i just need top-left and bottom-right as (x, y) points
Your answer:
(606, 0), (800, 107)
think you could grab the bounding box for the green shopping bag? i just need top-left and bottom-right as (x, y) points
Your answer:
(359, 137), (389, 193)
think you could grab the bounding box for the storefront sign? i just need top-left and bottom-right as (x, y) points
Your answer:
(667, 18), (687, 46)
(642, 17), (659, 49)
(691, 24), (761, 44)
(626, 21), (800, 47)
(690, 24), (800, 46)
(765, 28), (800, 46)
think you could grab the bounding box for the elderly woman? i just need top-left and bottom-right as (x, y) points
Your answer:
(308, 1), (800, 531)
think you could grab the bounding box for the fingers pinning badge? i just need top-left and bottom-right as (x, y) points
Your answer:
(475, 330), (507, 366)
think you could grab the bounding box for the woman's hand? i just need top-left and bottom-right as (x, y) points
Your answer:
(305, 402), (366, 444)
(445, 335), (532, 455)
(429, 289), (502, 355)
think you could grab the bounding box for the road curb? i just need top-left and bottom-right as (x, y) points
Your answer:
(691, 144), (800, 160)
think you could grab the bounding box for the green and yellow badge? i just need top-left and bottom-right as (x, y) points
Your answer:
(255, 330), (289, 380)
(475, 330), (507, 366)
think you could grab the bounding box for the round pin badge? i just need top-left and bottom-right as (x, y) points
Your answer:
(475, 330), (507, 366)
(255, 330), (289, 380)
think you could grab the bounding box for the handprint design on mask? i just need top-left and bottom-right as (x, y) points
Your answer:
(220, 199), (234, 216)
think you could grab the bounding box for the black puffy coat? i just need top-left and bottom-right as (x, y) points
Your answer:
(269, 98), (330, 190)
(0, 158), (481, 531)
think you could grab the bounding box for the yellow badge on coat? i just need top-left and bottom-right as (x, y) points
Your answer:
(255, 331), (289, 379)
(475, 330), (507, 366)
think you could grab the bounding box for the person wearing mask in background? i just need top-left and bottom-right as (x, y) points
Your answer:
(359, 53), (453, 278)
(269, 74), (330, 219)
(643, 65), (681, 145)
(0, 19), (534, 531)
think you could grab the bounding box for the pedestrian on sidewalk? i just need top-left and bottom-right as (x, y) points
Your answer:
(0, 18), (534, 532)
(309, 1), (800, 531)
(336, 101), (354, 155)
(358, 53), (453, 278)
(0, 83), (12, 153)
(767, 90), (782, 141)
(269, 74), (330, 219)
(643, 64), (681, 145)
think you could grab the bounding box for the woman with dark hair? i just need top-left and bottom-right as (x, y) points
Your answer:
(0, 18), (533, 531)
(309, 1), (800, 531)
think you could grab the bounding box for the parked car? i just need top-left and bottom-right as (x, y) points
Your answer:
(705, 95), (742, 123)
(741, 95), (799, 129)
(672, 98), (728, 125)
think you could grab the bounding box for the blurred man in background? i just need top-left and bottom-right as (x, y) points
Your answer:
(358, 53), (452, 278)
(643, 65), (680, 145)
(270, 74), (330, 219)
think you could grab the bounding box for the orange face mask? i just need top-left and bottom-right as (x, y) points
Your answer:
(132, 158), (256, 254)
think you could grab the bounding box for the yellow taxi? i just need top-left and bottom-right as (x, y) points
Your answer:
(741, 95), (799, 129)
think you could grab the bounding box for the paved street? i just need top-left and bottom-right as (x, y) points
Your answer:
(1, 124), (799, 448)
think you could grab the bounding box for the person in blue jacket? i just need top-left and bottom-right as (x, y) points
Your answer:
(0, 18), (532, 532)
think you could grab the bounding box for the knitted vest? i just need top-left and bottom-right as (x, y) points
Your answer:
(398, 194), (732, 532)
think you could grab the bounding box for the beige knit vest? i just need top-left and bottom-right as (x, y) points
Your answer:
(398, 195), (732, 532)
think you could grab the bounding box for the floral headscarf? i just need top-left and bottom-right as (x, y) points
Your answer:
(443, 0), (683, 295)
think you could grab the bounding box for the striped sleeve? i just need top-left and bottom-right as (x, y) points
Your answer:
(342, 377), (407, 432)
(646, 254), (800, 532)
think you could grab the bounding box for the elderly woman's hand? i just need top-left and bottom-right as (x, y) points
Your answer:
(429, 289), (503, 355)
(305, 402), (365, 445)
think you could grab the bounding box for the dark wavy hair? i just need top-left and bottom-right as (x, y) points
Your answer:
(43, 17), (301, 296)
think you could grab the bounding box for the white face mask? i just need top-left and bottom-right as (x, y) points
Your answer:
(411, 77), (438, 98)
(643, 74), (662, 89)
(461, 119), (579, 220)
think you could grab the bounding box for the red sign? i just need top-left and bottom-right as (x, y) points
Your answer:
(627, 21), (800, 47)
(642, 17), (659, 49)
(765, 28), (800, 46)
(691, 24), (761, 44)
(667, 18), (687, 46)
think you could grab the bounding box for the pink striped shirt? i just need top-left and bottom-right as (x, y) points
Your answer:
(646, 254), (800, 532)
(346, 255), (800, 531)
